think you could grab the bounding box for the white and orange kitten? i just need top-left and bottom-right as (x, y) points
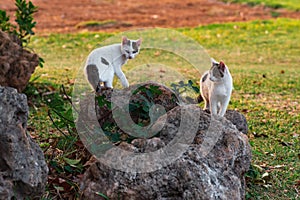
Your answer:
(200, 58), (233, 117)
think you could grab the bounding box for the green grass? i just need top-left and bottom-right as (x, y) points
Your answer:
(27, 18), (300, 199)
(223, 0), (300, 11)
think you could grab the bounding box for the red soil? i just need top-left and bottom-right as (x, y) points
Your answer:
(1, 0), (299, 34)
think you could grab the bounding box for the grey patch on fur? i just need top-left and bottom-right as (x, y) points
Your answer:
(86, 64), (100, 91)
(132, 42), (138, 52)
(212, 64), (224, 78)
(101, 57), (109, 66)
(202, 73), (208, 82)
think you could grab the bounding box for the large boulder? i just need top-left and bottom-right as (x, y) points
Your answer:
(79, 99), (252, 199)
(0, 31), (40, 92)
(0, 86), (48, 199)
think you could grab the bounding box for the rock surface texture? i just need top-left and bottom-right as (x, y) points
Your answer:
(0, 87), (48, 199)
(95, 82), (179, 127)
(0, 31), (39, 92)
(79, 83), (252, 200)
(224, 110), (248, 134)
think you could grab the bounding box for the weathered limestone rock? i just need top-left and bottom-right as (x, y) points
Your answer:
(0, 31), (39, 92)
(80, 101), (252, 199)
(0, 86), (48, 199)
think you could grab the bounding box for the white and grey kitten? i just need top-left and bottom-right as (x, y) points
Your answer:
(84, 36), (142, 92)
(200, 58), (233, 117)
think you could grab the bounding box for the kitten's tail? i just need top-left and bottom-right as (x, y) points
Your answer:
(85, 64), (101, 92)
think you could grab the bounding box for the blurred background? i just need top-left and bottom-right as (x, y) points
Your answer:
(1, 0), (298, 34)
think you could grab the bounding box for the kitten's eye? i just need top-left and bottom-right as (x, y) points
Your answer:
(125, 50), (130, 54)
(133, 50), (138, 54)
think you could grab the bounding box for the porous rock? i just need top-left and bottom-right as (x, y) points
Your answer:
(224, 110), (248, 134)
(197, 94), (248, 134)
(0, 86), (48, 199)
(80, 103), (252, 200)
(0, 31), (40, 92)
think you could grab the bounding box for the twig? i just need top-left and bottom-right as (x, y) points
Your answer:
(51, 109), (74, 124)
(48, 110), (67, 137)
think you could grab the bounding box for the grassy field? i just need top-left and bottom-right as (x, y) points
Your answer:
(27, 18), (299, 199)
(223, 0), (300, 10)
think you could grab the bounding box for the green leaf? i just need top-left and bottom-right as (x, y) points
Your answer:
(63, 157), (81, 166)
(149, 85), (162, 95)
(145, 89), (153, 99)
(192, 86), (200, 93)
(188, 80), (193, 85)
(142, 104), (150, 112)
(53, 186), (64, 192)
(96, 192), (110, 200)
(129, 103), (139, 112)
(64, 165), (73, 173)
(96, 95), (111, 109)
(38, 57), (45, 68)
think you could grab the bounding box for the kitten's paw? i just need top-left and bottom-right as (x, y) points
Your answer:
(123, 82), (129, 88)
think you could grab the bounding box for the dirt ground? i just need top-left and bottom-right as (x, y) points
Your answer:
(1, 0), (300, 34)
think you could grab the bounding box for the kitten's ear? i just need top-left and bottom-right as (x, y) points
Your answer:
(136, 38), (142, 47)
(122, 36), (128, 45)
(211, 57), (218, 65)
(219, 61), (226, 71)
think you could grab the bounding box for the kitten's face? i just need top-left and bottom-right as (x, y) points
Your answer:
(121, 36), (142, 59)
(209, 60), (226, 82)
